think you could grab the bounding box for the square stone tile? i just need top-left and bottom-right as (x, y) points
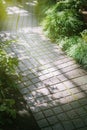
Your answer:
(17, 83), (25, 89)
(24, 80), (33, 86)
(63, 81), (75, 89)
(78, 127), (87, 130)
(41, 127), (53, 130)
(37, 88), (50, 96)
(84, 117), (87, 125)
(65, 69), (85, 79)
(53, 106), (63, 114)
(24, 93), (34, 100)
(32, 91), (43, 98)
(80, 84), (87, 91)
(20, 88), (29, 94)
(62, 90), (71, 97)
(43, 109), (54, 117)
(63, 121), (74, 130)
(36, 83), (45, 89)
(73, 118), (85, 128)
(28, 73), (37, 79)
(47, 85), (59, 94)
(65, 95), (75, 103)
(58, 61), (74, 69)
(75, 92), (85, 100)
(72, 75), (87, 86)
(44, 95), (53, 102)
(84, 105), (87, 111)
(57, 74), (68, 82)
(70, 101), (81, 108)
(37, 119), (49, 128)
(57, 113), (68, 121)
(34, 112), (44, 120)
(32, 77), (40, 84)
(28, 85), (37, 91)
(79, 98), (87, 106)
(62, 104), (72, 111)
(52, 70), (61, 76)
(52, 123), (64, 130)
(30, 106), (40, 113)
(52, 92), (63, 99)
(36, 97), (46, 104)
(59, 97), (68, 104)
(67, 110), (79, 119)
(69, 87), (81, 94)
(75, 107), (87, 117)
(21, 76), (28, 82)
(47, 116), (58, 125)
(56, 83), (66, 91)
(50, 77), (60, 84)
(39, 103), (50, 110)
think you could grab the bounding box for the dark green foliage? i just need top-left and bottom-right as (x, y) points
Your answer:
(0, 39), (18, 127)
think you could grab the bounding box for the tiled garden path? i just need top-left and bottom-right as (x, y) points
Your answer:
(1, 1), (87, 130)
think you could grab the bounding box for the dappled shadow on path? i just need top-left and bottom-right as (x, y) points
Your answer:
(6, 30), (87, 130)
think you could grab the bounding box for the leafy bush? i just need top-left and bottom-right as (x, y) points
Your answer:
(54, 0), (87, 11)
(0, 38), (18, 127)
(67, 39), (87, 69)
(81, 29), (87, 42)
(58, 32), (87, 69)
(58, 36), (80, 51)
(39, 0), (87, 69)
(42, 9), (84, 39)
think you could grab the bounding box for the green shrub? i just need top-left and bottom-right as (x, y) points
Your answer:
(58, 33), (87, 69)
(37, 0), (87, 69)
(42, 9), (84, 39)
(67, 39), (87, 68)
(58, 36), (80, 51)
(0, 38), (18, 127)
(81, 29), (87, 42)
(54, 0), (87, 11)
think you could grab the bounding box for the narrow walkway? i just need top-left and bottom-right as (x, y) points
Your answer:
(1, 1), (87, 130)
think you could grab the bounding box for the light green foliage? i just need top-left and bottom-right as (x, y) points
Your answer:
(81, 29), (87, 42)
(58, 34), (87, 69)
(67, 40), (87, 69)
(58, 36), (81, 51)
